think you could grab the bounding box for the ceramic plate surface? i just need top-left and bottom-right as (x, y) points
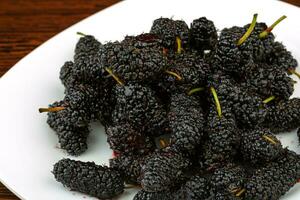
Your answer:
(1, 0), (300, 199)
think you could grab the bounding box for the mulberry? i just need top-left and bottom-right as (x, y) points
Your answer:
(53, 158), (124, 199)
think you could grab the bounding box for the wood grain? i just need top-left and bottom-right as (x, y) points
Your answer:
(0, 0), (299, 199)
(0, 0), (121, 77)
(0, 1), (120, 199)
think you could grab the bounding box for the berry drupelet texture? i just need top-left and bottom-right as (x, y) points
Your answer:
(207, 105), (240, 159)
(112, 83), (167, 135)
(244, 150), (300, 200)
(190, 17), (218, 51)
(242, 63), (294, 100)
(133, 190), (173, 200)
(53, 158), (124, 199)
(266, 41), (298, 72)
(59, 61), (76, 88)
(46, 101), (90, 155)
(168, 93), (205, 153)
(140, 147), (191, 192)
(106, 122), (154, 155)
(211, 164), (246, 191)
(240, 128), (283, 164)
(74, 35), (102, 58)
(150, 17), (189, 49)
(214, 26), (254, 76)
(162, 50), (210, 93)
(264, 98), (300, 133)
(175, 175), (210, 200)
(109, 154), (150, 185)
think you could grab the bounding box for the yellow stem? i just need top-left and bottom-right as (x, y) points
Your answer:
(210, 87), (222, 117)
(165, 70), (182, 81)
(230, 188), (241, 194)
(262, 135), (277, 145)
(289, 69), (300, 79)
(235, 188), (246, 197)
(39, 106), (65, 113)
(237, 14), (258, 46)
(263, 96), (275, 104)
(105, 68), (124, 86)
(259, 15), (287, 38)
(159, 139), (167, 148)
(176, 37), (182, 54)
(188, 87), (205, 95)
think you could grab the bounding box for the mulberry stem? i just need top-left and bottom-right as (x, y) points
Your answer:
(235, 188), (246, 197)
(159, 139), (167, 148)
(176, 37), (182, 54)
(288, 68), (300, 79)
(237, 14), (258, 46)
(188, 87), (205, 95)
(39, 107), (65, 113)
(262, 135), (277, 144)
(165, 70), (182, 81)
(105, 67), (124, 86)
(230, 188), (241, 194)
(263, 96), (275, 104)
(76, 32), (86, 36)
(259, 15), (287, 38)
(210, 87), (222, 117)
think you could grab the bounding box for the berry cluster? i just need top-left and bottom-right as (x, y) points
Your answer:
(42, 15), (300, 199)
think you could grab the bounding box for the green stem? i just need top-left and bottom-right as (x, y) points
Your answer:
(259, 15), (287, 38)
(176, 37), (182, 54)
(165, 70), (182, 81)
(105, 68), (124, 86)
(188, 87), (205, 95)
(263, 96), (275, 104)
(76, 32), (86, 36)
(237, 14), (258, 46)
(210, 87), (222, 117)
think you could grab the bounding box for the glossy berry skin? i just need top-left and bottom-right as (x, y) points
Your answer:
(109, 154), (150, 185)
(106, 122), (154, 155)
(266, 41), (298, 72)
(264, 98), (300, 133)
(59, 61), (76, 88)
(133, 190), (173, 200)
(190, 17), (218, 51)
(244, 150), (300, 200)
(210, 164), (246, 193)
(240, 128), (283, 164)
(112, 83), (167, 135)
(175, 175), (210, 200)
(242, 63), (294, 100)
(161, 51), (210, 93)
(140, 148), (190, 192)
(53, 159), (124, 199)
(74, 35), (101, 58)
(150, 17), (189, 49)
(46, 101), (90, 155)
(168, 93), (205, 153)
(207, 105), (240, 159)
(214, 26), (255, 76)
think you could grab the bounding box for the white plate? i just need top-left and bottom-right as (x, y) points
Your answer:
(1, 0), (300, 199)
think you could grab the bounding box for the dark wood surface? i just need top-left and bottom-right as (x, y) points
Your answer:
(0, 1), (120, 199)
(0, 0), (299, 199)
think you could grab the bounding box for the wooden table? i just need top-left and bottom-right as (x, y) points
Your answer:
(0, 0), (299, 199)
